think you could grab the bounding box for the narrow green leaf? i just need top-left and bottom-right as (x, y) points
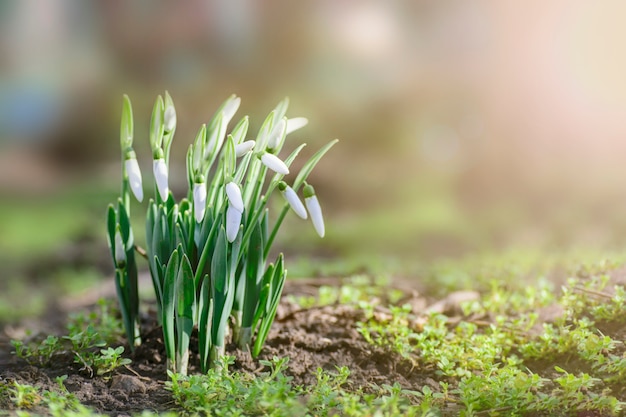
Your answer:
(230, 116), (249, 145)
(198, 275), (212, 373)
(211, 228), (228, 293)
(176, 253), (195, 367)
(162, 249), (180, 363)
(242, 219), (264, 327)
(106, 204), (117, 262)
(293, 139), (339, 190)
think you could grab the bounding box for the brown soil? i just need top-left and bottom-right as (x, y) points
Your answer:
(0, 279), (437, 416)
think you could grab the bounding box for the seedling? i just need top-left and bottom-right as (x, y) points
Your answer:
(106, 93), (337, 373)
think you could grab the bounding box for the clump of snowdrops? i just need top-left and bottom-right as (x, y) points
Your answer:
(106, 93), (336, 374)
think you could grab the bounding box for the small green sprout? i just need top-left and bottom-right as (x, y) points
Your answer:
(106, 93), (337, 374)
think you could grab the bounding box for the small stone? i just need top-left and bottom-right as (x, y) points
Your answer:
(110, 375), (146, 395)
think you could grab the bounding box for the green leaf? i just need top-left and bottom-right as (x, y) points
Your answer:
(293, 139), (339, 190)
(230, 116), (249, 145)
(223, 135), (236, 178)
(255, 111), (274, 150)
(211, 228), (228, 294)
(253, 255), (286, 357)
(150, 95), (165, 151)
(198, 275), (212, 373)
(106, 204), (117, 262)
(120, 95), (133, 149)
(176, 253), (195, 365)
(162, 249), (180, 363)
(252, 263), (274, 332)
(242, 219), (264, 327)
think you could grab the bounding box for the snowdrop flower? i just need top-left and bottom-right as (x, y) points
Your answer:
(193, 181), (207, 223)
(261, 153), (289, 175)
(114, 227), (126, 267)
(225, 182), (244, 213)
(164, 105), (177, 133)
(153, 158), (169, 201)
(286, 117), (308, 135)
(267, 118), (286, 150)
(235, 140), (255, 157)
(125, 157), (143, 202)
(278, 181), (307, 219)
(226, 205), (242, 242)
(304, 184), (324, 238)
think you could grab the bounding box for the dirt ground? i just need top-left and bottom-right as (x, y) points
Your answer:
(0, 278), (438, 416)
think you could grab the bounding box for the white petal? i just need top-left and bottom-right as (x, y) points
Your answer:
(261, 153), (289, 175)
(153, 159), (169, 201)
(283, 186), (307, 219)
(164, 106), (177, 132)
(226, 206), (242, 242)
(267, 118), (286, 150)
(222, 97), (241, 126)
(305, 195), (325, 238)
(114, 228), (126, 266)
(193, 182), (207, 223)
(125, 158), (143, 202)
(225, 182), (244, 213)
(286, 117), (308, 135)
(235, 140), (255, 157)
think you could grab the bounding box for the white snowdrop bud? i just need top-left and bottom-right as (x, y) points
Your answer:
(153, 158), (169, 201)
(225, 182), (244, 213)
(164, 105), (176, 133)
(114, 227), (126, 267)
(267, 118), (286, 150)
(223, 96), (241, 126)
(235, 140), (255, 157)
(286, 117), (308, 135)
(125, 157), (143, 202)
(193, 182), (207, 223)
(278, 182), (307, 219)
(261, 153), (289, 175)
(304, 184), (325, 238)
(226, 205), (242, 243)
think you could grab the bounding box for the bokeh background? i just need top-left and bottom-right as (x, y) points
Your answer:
(3, 1), (626, 317)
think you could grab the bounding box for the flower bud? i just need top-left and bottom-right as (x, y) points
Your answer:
(114, 227), (126, 267)
(193, 182), (207, 223)
(235, 140), (255, 157)
(304, 184), (324, 238)
(125, 157), (143, 202)
(261, 153), (289, 175)
(164, 105), (177, 133)
(267, 118), (286, 150)
(226, 205), (242, 243)
(225, 182), (244, 213)
(279, 182), (307, 219)
(153, 158), (169, 201)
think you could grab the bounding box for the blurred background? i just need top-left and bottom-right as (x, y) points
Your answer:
(3, 0), (626, 317)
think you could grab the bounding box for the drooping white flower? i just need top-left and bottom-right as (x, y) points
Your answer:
(235, 140), (255, 157)
(267, 118), (286, 150)
(193, 182), (207, 223)
(225, 182), (244, 213)
(125, 157), (143, 202)
(304, 184), (324, 238)
(261, 153), (289, 175)
(164, 105), (177, 133)
(286, 117), (308, 135)
(114, 227), (126, 267)
(153, 158), (169, 201)
(226, 205), (242, 243)
(279, 182), (307, 219)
